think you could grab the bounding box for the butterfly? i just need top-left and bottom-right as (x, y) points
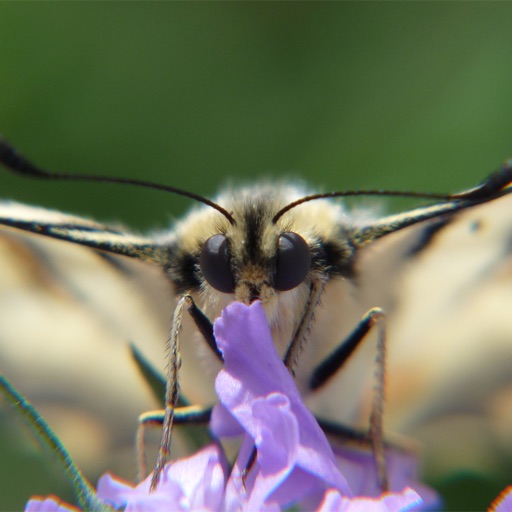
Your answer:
(1, 134), (512, 498)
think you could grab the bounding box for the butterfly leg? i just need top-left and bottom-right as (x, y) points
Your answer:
(145, 294), (220, 490)
(136, 405), (212, 482)
(130, 295), (221, 408)
(310, 307), (388, 491)
(184, 295), (223, 361)
(147, 294), (188, 490)
(283, 278), (325, 374)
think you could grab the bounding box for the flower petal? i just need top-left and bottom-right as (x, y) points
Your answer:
(318, 487), (423, 512)
(212, 301), (352, 509)
(97, 443), (227, 511)
(489, 485), (512, 512)
(24, 497), (78, 512)
(332, 444), (439, 507)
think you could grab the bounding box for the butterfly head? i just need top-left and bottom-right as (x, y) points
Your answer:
(154, 184), (358, 346)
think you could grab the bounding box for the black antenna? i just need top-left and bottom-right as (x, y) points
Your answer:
(0, 135), (236, 226)
(272, 161), (512, 224)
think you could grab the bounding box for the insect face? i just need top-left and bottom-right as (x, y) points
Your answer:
(162, 184), (355, 363)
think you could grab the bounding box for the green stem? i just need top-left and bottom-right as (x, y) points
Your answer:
(0, 374), (114, 511)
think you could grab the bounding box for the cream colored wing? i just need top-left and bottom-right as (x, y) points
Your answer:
(0, 222), (172, 479)
(355, 193), (512, 479)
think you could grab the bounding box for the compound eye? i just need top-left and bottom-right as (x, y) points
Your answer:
(199, 234), (235, 293)
(275, 232), (311, 291)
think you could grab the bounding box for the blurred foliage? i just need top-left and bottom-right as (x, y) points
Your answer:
(1, 2), (512, 510)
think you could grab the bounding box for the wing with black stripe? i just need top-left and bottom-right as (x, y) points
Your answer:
(0, 200), (165, 263)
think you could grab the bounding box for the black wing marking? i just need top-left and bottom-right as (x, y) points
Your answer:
(0, 200), (166, 264)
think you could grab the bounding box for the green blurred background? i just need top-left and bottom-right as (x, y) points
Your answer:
(0, 3), (512, 510)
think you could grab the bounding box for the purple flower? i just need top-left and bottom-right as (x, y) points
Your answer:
(490, 486), (512, 512)
(317, 487), (422, 512)
(96, 442), (228, 511)
(331, 444), (438, 506)
(211, 301), (352, 510)
(25, 496), (78, 512)
(27, 301), (447, 511)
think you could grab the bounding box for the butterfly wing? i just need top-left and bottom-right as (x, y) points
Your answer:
(0, 202), (177, 479)
(0, 200), (166, 262)
(354, 193), (512, 478)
